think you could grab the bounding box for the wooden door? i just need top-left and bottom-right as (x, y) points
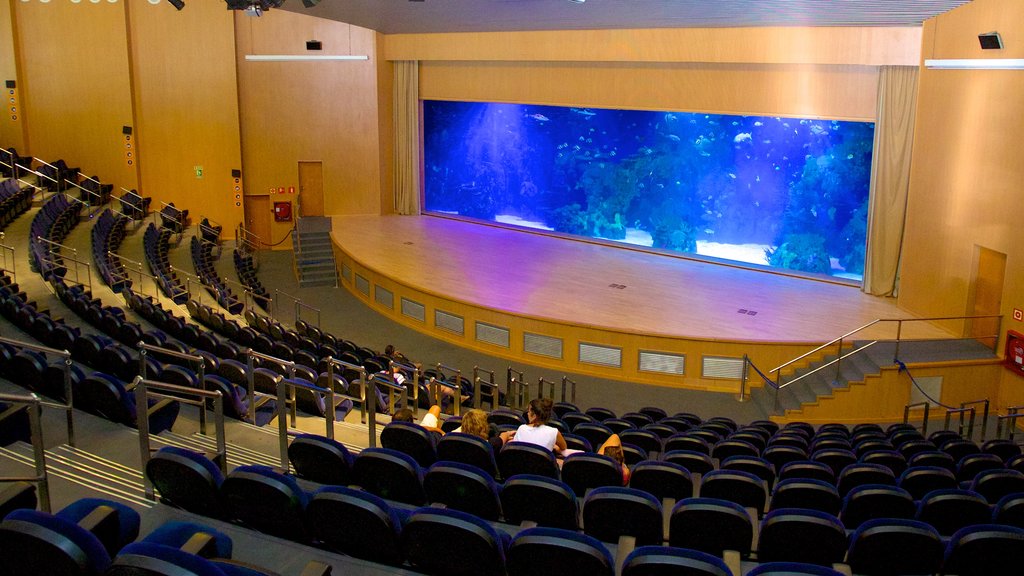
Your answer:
(243, 195), (271, 248)
(298, 161), (324, 217)
(966, 245), (1005, 347)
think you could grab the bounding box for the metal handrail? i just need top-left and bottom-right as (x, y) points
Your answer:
(507, 367), (528, 410)
(138, 343), (207, 433)
(273, 374), (340, 472)
(246, 349), (296, 427)
(779, 340), (880, 391)
(435, 362), (463, 417)
(472, 366), (498, 411)
(0, 392), (51, 512)
(959, 399), (990, 441)
(324, 357), (375, 446)
(29, 157), (59, 187)
(134, 377), (225, 501)
(945, 406), (977, 440)
(996, 405), (1024, 441)
(46, 252), (92, 291)
(0, 336), (76, 446)
(108, 252), (160, 299)
(537, 377), (557, 400)
(0, 240), (15, 283)
(35, 235), (78, 260)
(273, 288), (320, 328)
(392, 360), (422, 415)
(561, 376), (577, 404)
(370, 373), (408, 423)
(117, 188), (146, 221)
(903, 401), (932, 436)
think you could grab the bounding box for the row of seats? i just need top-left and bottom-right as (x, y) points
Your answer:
(0, 177), (33, 231)
(147, 443), (1024, 576)
(0, 148), (31, 180)
(233, 248), (271, 311)
(0, 496), (328, 576)
(28, 193), (82, 279)
(117, 188), (151, 221)
(160, 201), (190, 234)
(92, 208), (132, 293)
(190, 235), (243, 313)
(144, 222), (189, 304)
(76, 174), (113, 205)
(36, 158), (79, 192)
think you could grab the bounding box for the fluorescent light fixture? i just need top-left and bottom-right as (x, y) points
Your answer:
(925, 58), (1024, 70)
(245, 54), (368, 61)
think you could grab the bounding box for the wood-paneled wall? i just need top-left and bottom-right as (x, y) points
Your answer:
(0, 0), (25, 151)
(12, 0), (136, 189)
(234, 10), (385, 247)
(900, 0), (1024, 416)
(126, 0), (243, 237)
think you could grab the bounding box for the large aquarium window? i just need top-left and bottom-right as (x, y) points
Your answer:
(423, 100), (874, 282)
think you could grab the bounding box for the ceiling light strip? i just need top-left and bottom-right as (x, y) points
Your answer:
(245, 54), (368, 61)
(924, 58), (1024, 70)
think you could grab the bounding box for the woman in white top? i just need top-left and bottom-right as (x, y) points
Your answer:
(514, 397), (567, 453)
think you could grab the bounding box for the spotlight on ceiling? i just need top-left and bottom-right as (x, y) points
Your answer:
(167, 0), (185, 10)
(302, 0), (320, 7)
(224, 1), (286, 17)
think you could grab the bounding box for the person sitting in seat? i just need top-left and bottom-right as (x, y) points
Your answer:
(514, 398), (567, 454)
(393, 405), (444, 437)
(459, 408), (515, 451)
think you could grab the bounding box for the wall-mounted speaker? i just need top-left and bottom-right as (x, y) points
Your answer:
(979, 32), (1003, 50)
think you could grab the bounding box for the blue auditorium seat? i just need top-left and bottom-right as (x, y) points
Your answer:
(507, 527), (614, 576)
(401, 507), (508, 576)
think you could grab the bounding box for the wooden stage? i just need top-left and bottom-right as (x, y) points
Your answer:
(330, 215), (952, 391)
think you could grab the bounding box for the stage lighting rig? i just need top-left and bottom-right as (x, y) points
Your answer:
(225, 0), (286, 17)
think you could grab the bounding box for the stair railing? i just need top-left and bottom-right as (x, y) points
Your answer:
(537, 377), (557, 400)
(392, 360), (422, 415)
(273, 288), (320, 328)
(0, 392), (52, 512)
(434, 363), (464, 417)
(746, 314), (1002, 415)
(903, 401), (932, 436)
(958, 399), (990, 440)
(944, 406), (977, 440)
(473, 366), (498, 411)
(108, 252), (161, 299)
(323, 357), (375, 445)
(133, 377), (226, 500)
(272, 372), (340, 473)
(137, 343), (207, 433)
(995, 405), (1024, 441)
(246, 349), (297, 427)
(0, 236), (15, 283)
(561, 376), (577, 404)
(507, 367), (528, 410)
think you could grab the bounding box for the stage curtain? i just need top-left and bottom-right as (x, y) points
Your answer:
(394, 60), (421, 215)
(863, 65), (918, 297)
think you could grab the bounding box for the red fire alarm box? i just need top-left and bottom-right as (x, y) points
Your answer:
(1007, 330), (1024, 377)
(273, 201), (292, 222)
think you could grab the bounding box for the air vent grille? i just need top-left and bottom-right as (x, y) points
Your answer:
(476, 322), (510, 348)
(434, 310), (465, 335)
(374, 286), (394, 309)
(639, 351), (686, 375)
(702, 356), (744, 379)
(354, 274), (369, 295)
(401, 298), (425, 322)
(341, 263), (352, 281)
(524, 332), (563, 359)
(579, 343), (622, 368)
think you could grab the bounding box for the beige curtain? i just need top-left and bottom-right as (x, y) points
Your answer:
(393, 60), (421, 215)
(862, 65), (919, 296)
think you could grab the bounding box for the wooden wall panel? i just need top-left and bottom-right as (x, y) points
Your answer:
(13, 0), (136, 189)
(900, 0), (1024, 356)
(235, 10), (384, 247)
(0, 0), (25, 151)
(127, 0), (243, 238)
(386, 26), (921, 66)
(421, 61), (879, 121)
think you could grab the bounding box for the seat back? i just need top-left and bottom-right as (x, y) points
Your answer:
(500, 474), (579, 530)
(840, 484), (916, 529)
(401, 507), (507, 576)
(507, 527), (614, 576)
(497, 441), (559, 480)
(916, 488), (991, 537)
(942, 524), (1024, 576)
(380, 421), (438, 468)
(351, 448), (426, 505)
(770, 478), (841, 516)
(757, 508), (846, 567)
(306, 486), (404, 566)
(622, 545), (733, 576)
(436, 432), (498, 478)
(628, 460), (693, 502)
(424, 461), (502, 521)
(288, 433), (353, 485)
(145, 446), (224, 518)
(582, 486), (663, 546)
(0, 508), (112, 575)
(561, 452), (624, 495)
(669, 497), (753, 556)
(220, 465), (310, 543)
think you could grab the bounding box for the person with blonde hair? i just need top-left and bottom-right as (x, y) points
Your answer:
(459, 408), (514, 450)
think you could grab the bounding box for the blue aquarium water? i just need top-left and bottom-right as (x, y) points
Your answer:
(423, 100), (874, 281)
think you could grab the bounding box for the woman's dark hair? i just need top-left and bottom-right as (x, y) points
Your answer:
(528, 397), (553, 423)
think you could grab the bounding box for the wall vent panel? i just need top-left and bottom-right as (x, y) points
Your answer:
(524, 332), (562, 359)
(579, 343), (622, 368)
(639, 351), (686, 375)
(341, 263), (352, 281)
(702, 356), (744, 379)
(354, 274), (369, 295)
(401, 298), (425, 322)
(476, 322), (510, 348)
(434, 310), (465, 335)
(374, 286), (394, 309)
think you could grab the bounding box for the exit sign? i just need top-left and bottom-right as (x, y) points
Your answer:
(194, 166), (203, 178)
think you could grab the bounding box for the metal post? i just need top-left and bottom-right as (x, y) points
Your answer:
(246, 349), (256, 424)
(364, 368), (376, 448)
(277, 378), (290, 473)
(27, 399), (50, 513)
(739, 355), (749, 402)
(62, 354), (75, 447)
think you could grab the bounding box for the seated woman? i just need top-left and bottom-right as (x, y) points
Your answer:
(597, 433), (630, 485)
(392, 405), (444, 436)
(514, 398), (567, 454)
(459, 409), (515, 450)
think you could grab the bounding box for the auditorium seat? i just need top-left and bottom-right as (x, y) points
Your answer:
(621, 546), (733, 576)
(287, 433), (353, 486)
(500, 474), (579, 530)
(840, 484), (916, 529)
(507, 527), (614, 576)
(306, 486), (406, 566)
(352, 447), (427, 505)
(756, 508), (847, 567)
(582, 486), (664, 546)
(993, 493), (1024, 529)
(836, 462), (896, 497)
(620, 428), (663, 454)
(669, 497), (753, 557)
(916, 488), (991, 537)
(769, 478), (841, 516)
(401, 507), (508, 576)
(497, 441), (560, 480)
(846, 518), (944, 576)
(663, 449), (715, 476)
(145, 446), (225, 518)
(380, 420), (438, 468)
(0, 502), (123, 575)
(436, 432), (498, 479)
(562, 452), (625, 495)
(424, 461), (502, 521)
(628, 460), (693, 503)
(971, 468), (1024, 504)
(941, 524), (1024, 576)
(746, 563), (844, 576)
(220, 465), (310, 543)
(699, 469), (768, 515)
(898, 465), (959, 500)
(665, 433), (712, 455)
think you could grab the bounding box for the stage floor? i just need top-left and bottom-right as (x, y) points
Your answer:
(331, 214), (948, 344)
